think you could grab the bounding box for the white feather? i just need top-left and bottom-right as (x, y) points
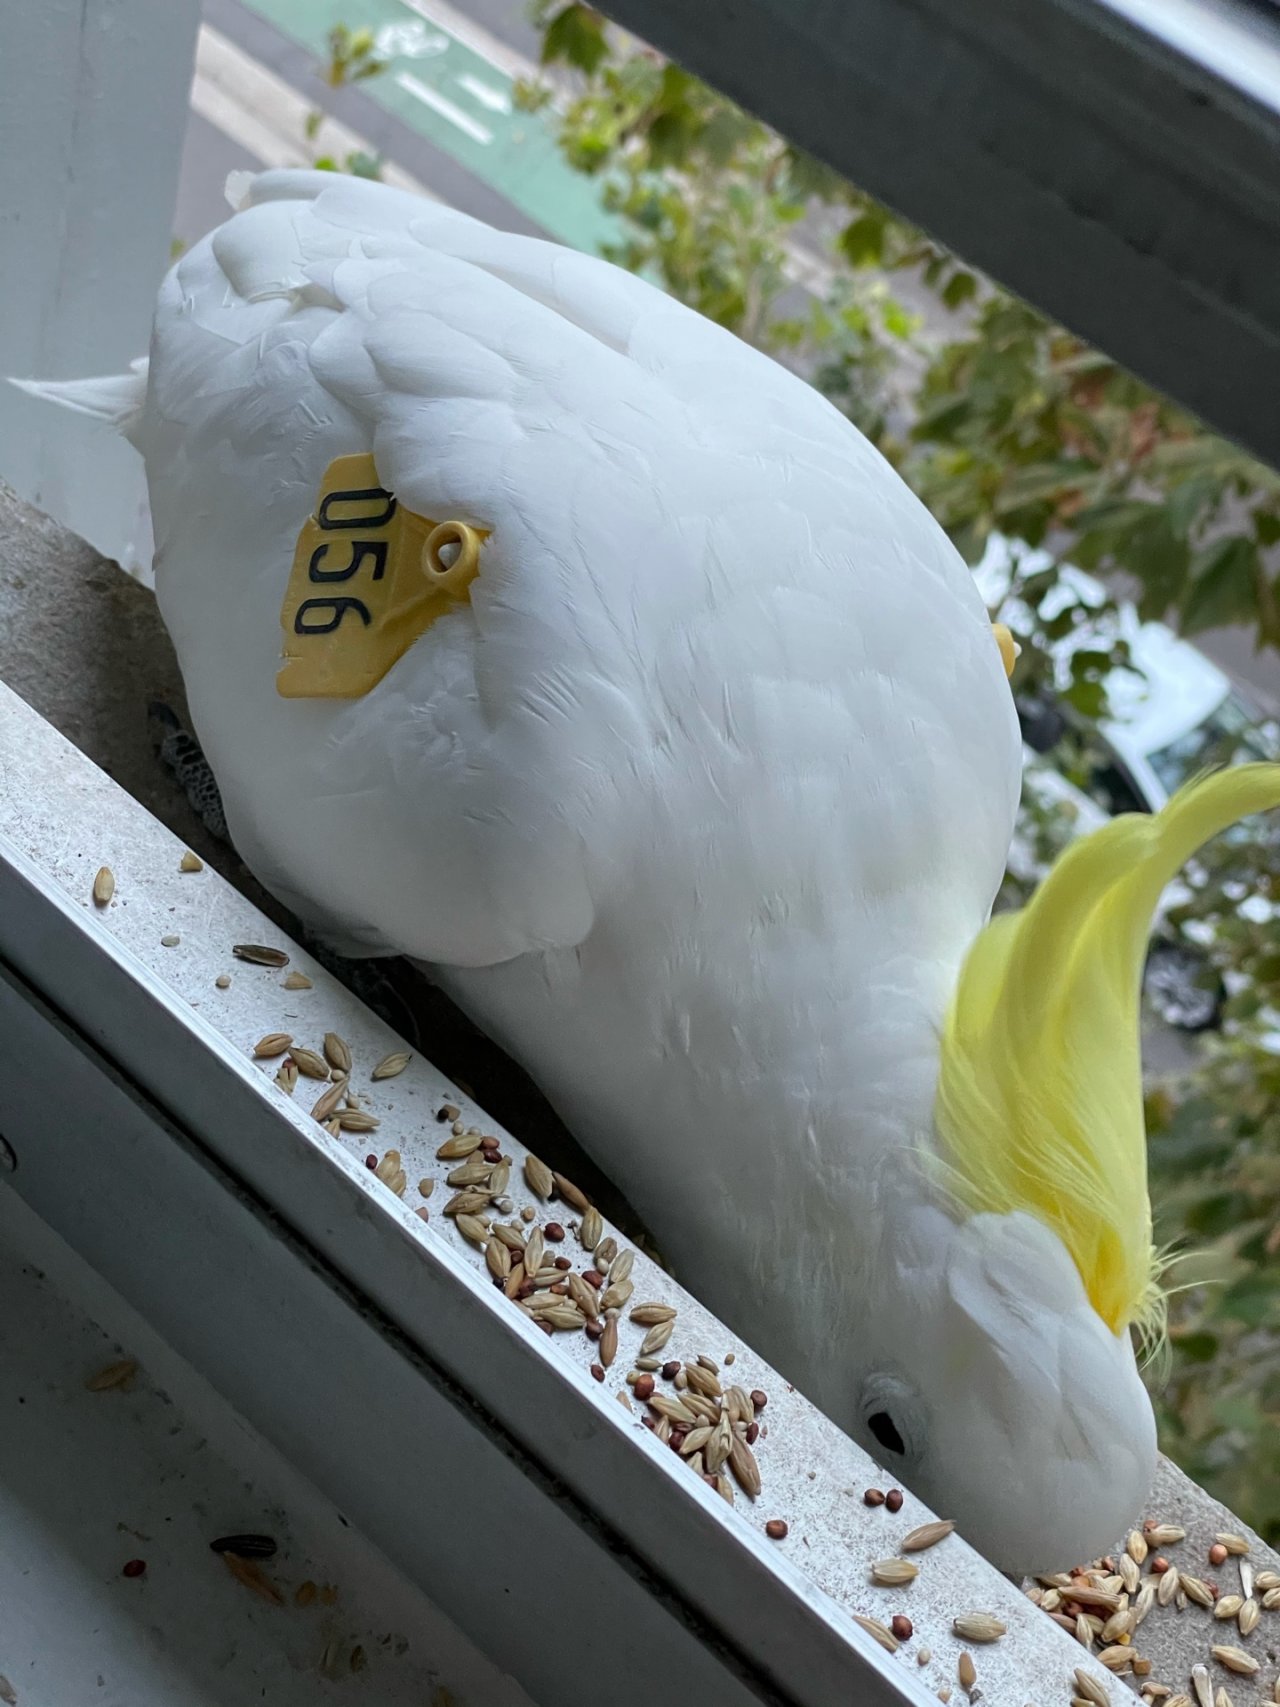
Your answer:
(27, 171), (1160, 1571)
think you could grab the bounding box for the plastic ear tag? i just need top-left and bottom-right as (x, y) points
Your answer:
(277, 453), (485, 700)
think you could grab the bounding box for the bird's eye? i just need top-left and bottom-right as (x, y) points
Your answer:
(867, 1410), (906, 1456)
(858, 1371), (924, 1463)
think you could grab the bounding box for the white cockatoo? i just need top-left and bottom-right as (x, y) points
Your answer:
(22, 169), (1280, 1575)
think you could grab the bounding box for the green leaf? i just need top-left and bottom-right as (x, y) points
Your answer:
(1173, 1331), (1220, 1363)
(837, 212), (886, 268)
(541, 4), (609, 73)
(1180, 536), (1260, 635)
(942, 270), (978, 310)
(1254, 508), (1280, 546)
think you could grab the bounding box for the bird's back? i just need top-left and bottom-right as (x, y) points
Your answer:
(138, 171), (1020, 1319)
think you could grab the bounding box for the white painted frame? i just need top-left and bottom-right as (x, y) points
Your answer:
(0, 0), (199, 573)
(0, 679), (1116, 1707)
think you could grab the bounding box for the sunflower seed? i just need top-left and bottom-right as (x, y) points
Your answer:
(1147, 1524), (1187, 1545)
(630, 1303), (677, 1326)
(1101, 1609), (1134, 1644)
(437, 1131), (482, 1160)
(210, 1532), (277, 1559)
(1068, 1588), (1123, 1611)
(524, 1154), (554, 1198)
(282, 970), (312, 990)
(1192, 1664), (1214, 1707)
(489, 1159), (512, 1195)
(902, 1519), (955, 1552)
(254, 1035), (300, 1066)
(871, 1558), (919, 1586)
(678, 1425), (714, 1457)
(1181, 1576), (1215, 1610)
(683, 1362), (721, 1398)
(523, 1227), (545, 1276)
(92, 866), (115, 905)
(1098, 1647), (1132, 1673)
(540, 1304), (586, 1331)
(86, 1358), (137, 1391)
(951, 1615), (1005, 1643)
(1075, 1670), (1111, 1707)
(600, 1312), (619, 1368)
(1211, 1649), (1258, 1677)
(705, 1414), (733, 1474)
(853, 1613), (900, 1654)
(485, 1238), (511, 1281)
(447, 1160), (493, 1187)
(371, 1050), (411, 1080)
(552, 1171), (590, 1211)
(609, 1248), (635, 1284)
(322, 1032), (352, 1073)
(1215, 1535), (1250, 1557)
(232, 943), (288, 967)
(442, 1189), (488, 1217)
(221, 1551), (283, 1604)
(455, 1214), (489, 1246)
(640, 1319), (674, 1357)
(338, 1109), (380, 1132)
(958, 1653), (977, 1691)
(727, 1434), (762, 1498)
(650, 1392), (697, 1425)
(310, 1080), (346, 1122)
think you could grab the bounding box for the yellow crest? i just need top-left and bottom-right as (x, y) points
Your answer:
(935, 764), (1280, 1337)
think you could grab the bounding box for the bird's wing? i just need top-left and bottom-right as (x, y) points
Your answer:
(142, 171), (1019, 968)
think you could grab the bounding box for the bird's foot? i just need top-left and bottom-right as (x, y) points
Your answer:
(147, 701), (230, 845)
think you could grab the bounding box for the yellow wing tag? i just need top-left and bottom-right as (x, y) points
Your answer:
(277, 452), (485, 700)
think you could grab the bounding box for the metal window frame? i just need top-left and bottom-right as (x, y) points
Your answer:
(1, 678), (1113, 1707)
(594, 0), (1280, 468)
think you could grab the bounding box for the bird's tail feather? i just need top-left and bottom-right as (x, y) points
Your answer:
(10, 359), (149, 444)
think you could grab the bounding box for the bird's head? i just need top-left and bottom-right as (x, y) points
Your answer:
(849, 1206), (1156, 1576)
(849, 763), (1280, 1576)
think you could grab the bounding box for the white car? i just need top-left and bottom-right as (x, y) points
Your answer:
(977, 539), (1280, 1031)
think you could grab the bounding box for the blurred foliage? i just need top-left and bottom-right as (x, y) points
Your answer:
(305, 24), (387, 178)
(527, 1), (1280, 1542)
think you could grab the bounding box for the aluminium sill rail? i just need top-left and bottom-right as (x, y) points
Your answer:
(0, 675), (1118, 1707)
(593, 0), (1280, 469)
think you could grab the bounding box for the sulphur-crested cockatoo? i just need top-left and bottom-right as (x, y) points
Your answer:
(22, 169), (1280, 1576)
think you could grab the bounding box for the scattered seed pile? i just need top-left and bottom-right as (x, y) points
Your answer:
(83, 1354), (376, 1677)
(85, 889), (1280, 1707)
(1026, 1526), (1280, 1707)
